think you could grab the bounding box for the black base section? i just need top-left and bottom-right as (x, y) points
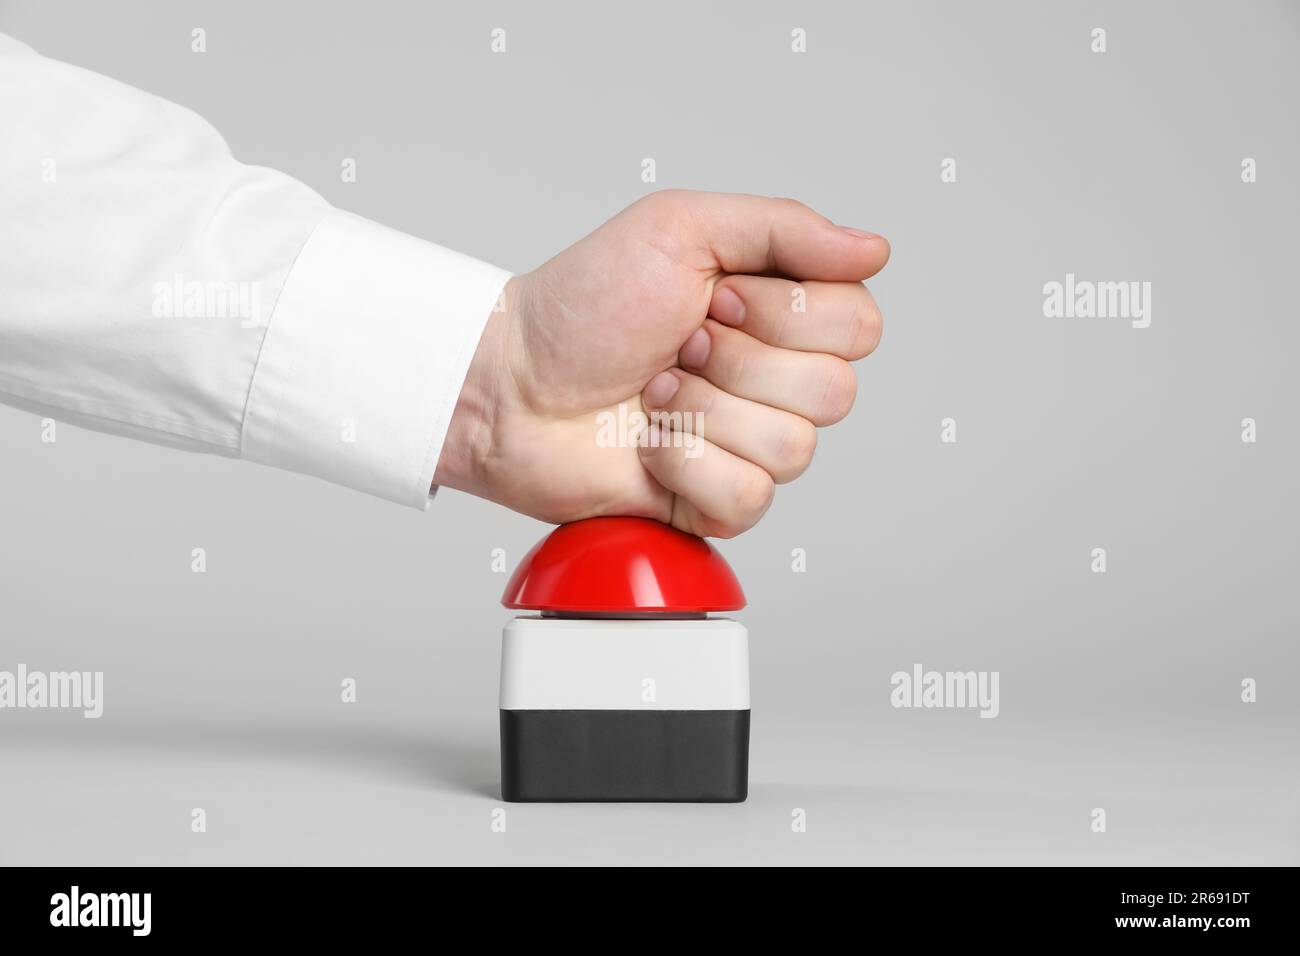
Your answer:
(501, 709), (749, 802)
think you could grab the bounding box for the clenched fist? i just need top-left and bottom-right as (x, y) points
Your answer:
(434, 190), (889, 537)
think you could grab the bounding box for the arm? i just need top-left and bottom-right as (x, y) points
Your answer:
(1, 32), (890, 536)
(0, 32), (509, 508)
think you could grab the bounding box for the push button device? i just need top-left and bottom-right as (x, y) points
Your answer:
(499, 516), (750, 802)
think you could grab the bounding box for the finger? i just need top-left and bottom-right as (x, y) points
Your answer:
(642, 369), (817, 484)
(708, 275), (883, 360)
(668, 496), (747, 540)
(637, 424), (775, 538)
(678, 320), (858, 427)
(641, 190), (890, 281)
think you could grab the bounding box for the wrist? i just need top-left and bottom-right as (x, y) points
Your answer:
(433, 277), (517, 497)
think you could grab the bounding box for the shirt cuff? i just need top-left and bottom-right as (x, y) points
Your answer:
(240, 209), (511, 509)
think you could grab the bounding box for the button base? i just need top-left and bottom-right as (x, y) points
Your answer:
(500, 708), (750, 802)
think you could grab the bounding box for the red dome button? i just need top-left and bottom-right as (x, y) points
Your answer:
(502, 516), (746, 614)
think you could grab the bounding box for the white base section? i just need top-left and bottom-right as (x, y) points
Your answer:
(499, 617), (749, 711)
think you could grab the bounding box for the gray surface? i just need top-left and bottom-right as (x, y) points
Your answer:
(0, 0), (1296, 866)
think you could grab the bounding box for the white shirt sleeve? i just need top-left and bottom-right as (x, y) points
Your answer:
(0, 32), (511, 509)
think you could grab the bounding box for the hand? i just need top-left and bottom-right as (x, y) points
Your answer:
(434, 190), (889, 537)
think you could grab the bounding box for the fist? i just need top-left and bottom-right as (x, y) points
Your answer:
(435, 190), (889, 537)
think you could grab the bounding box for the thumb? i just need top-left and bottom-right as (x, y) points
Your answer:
(665, 190), (890, 282)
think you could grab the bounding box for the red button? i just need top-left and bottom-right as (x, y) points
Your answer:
(502, 516), (746, 614)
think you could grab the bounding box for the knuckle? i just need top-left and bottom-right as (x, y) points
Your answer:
(632, 190), (691, 229)
(814, 359), (857, 425)
(733, 470), (776, 522)
(846, 291), (884, 359)
(773, 195), (810, 215)
(774, 419), (818, 482)
(709, 520), (744, 540)
(638, 188), (684, 209)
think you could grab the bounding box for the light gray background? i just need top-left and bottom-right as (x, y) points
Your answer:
(1, 0), (1296, 865)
